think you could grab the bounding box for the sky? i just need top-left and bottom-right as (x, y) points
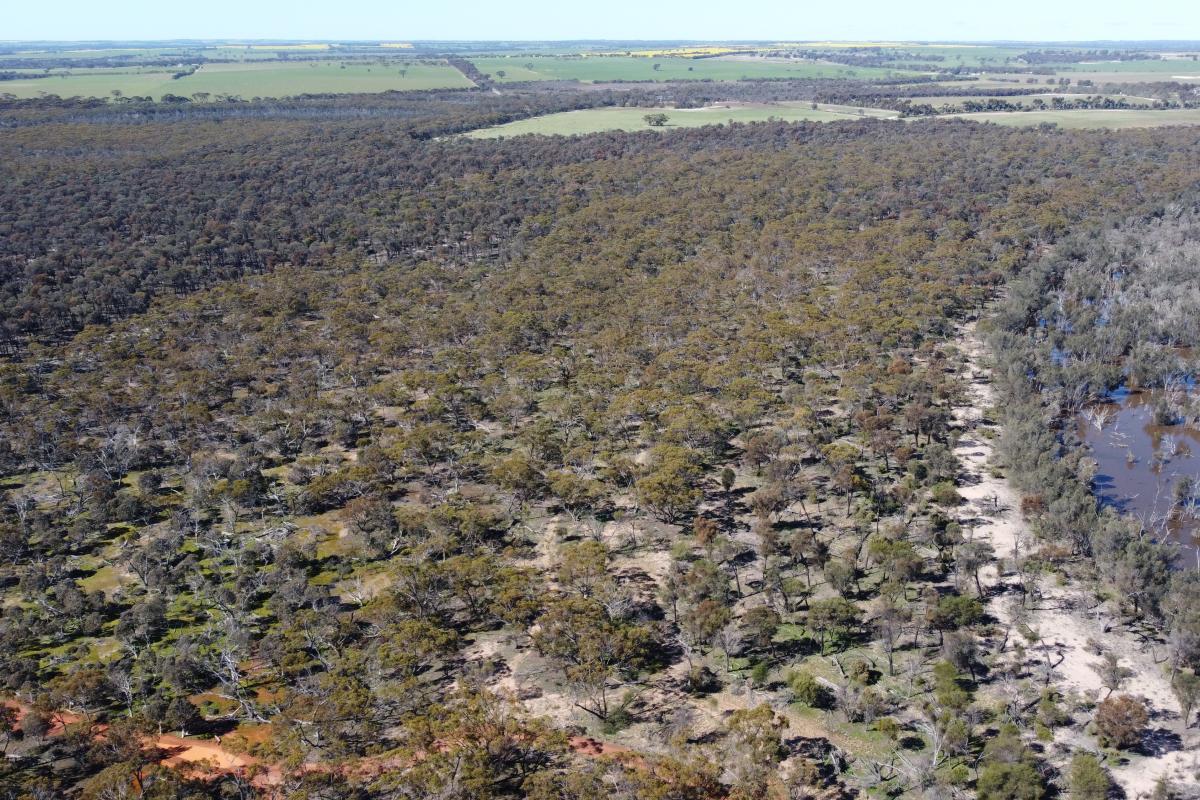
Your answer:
(4, 0), (1199, 43)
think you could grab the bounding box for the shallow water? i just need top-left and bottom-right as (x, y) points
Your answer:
(1076, 385), (1200, 558)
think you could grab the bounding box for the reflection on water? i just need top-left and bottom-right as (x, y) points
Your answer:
(1076, 384), (1200, 555)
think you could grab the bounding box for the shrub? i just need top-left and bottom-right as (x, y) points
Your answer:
(683, 665), (720, 695)
(977, 761), (1046, 800)
(1037, 688), (1071, 727)
(873, 716), (900, 740)
(787, 670), (833, 709)
(846, 658), (877, 685)
(931, 481), (964, 507)
(750, 659), (771, 686)
(601, 699), (635, 735)
(1069, 752), (1112, 800)
(1094, 694), (1147, 750)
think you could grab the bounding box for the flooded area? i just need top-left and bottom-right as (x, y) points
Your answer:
(1076, 384), (1200, 559)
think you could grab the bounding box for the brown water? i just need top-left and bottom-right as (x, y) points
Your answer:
(1076, 385), (1200, 557)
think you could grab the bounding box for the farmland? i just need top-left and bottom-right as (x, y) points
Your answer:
(787, 42), (1030, 67)
(1041, 57), (1200, 75)
(0, 67), (187, 99)
(468, 54), (918, 82)
(901, 92), (1159, 108)
(0, 59), (471, 99)
(949, 108), (1200, 128)
(466, 102), (897, 137)
(175, 60), (472, 96)
(464, 102), (1200, 138)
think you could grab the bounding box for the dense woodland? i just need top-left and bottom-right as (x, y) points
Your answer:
(2, 87), (1200, 800)
(0, 80), (920, 346)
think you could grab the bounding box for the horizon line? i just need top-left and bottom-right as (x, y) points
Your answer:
(6, 38), (1200, 45)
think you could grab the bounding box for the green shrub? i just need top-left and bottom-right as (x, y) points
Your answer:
(977, 761), (1046, 800)
(931, 481), (964, 506)
(750, 659), (771, 686)
(873, 716), (900, 740)
(948, 764), (971, 786)
(1069, 752), (1112, 800)
(787, 670), (832, 709)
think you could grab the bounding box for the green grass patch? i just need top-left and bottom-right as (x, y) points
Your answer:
(1037, 58), (1200, 74)
(89, 637), (122, 662)
(0, 60), (471, 100)
(470, 55), (915, 83)
(78, 564), (127, 596)
(784, 43), (1027, 69)
(180, 60), (471, 97)
(773, 622), (808, 643)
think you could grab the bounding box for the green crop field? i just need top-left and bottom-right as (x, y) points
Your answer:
(0, 60), (472, 99)
(466, 102), (897, 137)
(0, 68), (182, 99)
(175, 61), (472, 96)
(0, 47), (183, 61)
(789, 43), (1029, 68)
(469, 55), (917, 83)
(950, 108), (1200, 128)
(973, 58), (1200, 86)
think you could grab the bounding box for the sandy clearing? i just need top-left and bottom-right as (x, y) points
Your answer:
(158, 732), (261, 771)
(4, 697), (281, 786)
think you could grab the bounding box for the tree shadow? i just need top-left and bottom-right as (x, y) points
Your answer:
(1136, 726), (1183, 757)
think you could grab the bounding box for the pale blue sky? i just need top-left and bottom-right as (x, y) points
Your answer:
(4, 0), (1198, 43)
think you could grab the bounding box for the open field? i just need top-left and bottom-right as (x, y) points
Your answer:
(911, 78), (1043, 90)
(455, 103), (1200, 138)
(789, 42), (1029, 67)
(1062, 70), (1200, 83)
(469, 55), (917, 83)
(1, 68), (185, 98)
(465, 102), (897, 137)
(0, 60), (472, 99)
(1044, 58), (1200, 74)
(0, 47), (185, 61)
(974, 60), (1200, 85)
(950, 108), (1200, 128)
(902, 92), (1158, 107)
(176, 60), (471, 96)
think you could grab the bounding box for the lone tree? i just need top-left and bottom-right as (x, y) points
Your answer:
(643, 113), (670, 127)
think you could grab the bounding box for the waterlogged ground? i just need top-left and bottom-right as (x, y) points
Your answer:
(1077, 386), (1200, 555)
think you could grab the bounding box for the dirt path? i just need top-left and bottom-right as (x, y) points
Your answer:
(4, 698), (282, 788)
(157, 732), (263, 773)
(954, 321), (1198, 798)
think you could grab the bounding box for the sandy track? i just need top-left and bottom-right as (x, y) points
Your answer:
(954, 322), (1198, 798)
